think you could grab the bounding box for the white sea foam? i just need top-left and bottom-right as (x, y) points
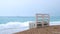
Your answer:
(0, 21), (60, 34)
(0, 21), (33, 34)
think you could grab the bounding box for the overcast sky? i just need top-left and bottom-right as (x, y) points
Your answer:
(0, 0), (60, 16)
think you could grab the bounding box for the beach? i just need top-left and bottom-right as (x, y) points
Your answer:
(15, 25), (60, 34)
(0, 16), (60, 34)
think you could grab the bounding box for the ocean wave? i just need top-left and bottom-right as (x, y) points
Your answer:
(50, 21), (60, 25)
(0, 21), (33, 34)
(0, 21), (60, 34)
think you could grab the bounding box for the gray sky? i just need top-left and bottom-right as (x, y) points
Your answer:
(0, 0), (60, 16)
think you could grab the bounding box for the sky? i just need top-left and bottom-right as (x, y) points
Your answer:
(0, 0), (60, 16)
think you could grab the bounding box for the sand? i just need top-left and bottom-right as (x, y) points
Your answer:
(14, 25), (60, 34)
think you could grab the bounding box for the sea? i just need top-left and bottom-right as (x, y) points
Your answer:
(0, 16), (60, 34)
